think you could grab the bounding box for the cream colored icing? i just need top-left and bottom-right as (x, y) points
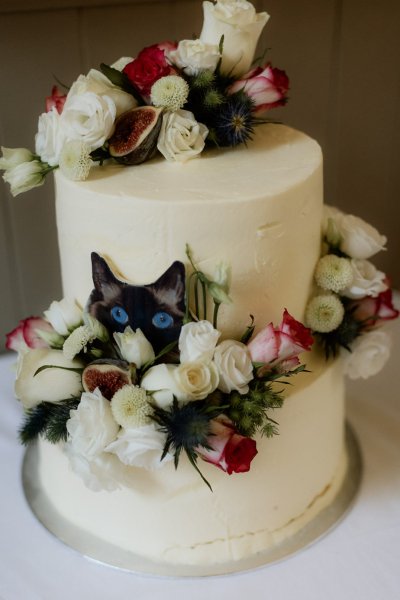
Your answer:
(38, 356), (346, 565)
(55, 124), (323, 335)
(43, 123), (347, 566)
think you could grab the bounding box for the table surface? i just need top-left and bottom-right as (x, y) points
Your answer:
(1, 312), (399, 600)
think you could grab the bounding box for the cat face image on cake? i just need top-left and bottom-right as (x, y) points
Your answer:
(88, 252), (186, 353)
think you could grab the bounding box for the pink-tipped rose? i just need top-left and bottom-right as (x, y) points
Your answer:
(45, 86), (67, 114)
(351, 289), (399, 328)
(228, 64), (289, 115)
(247, 309), (314, 372)
(6, 317), (55, 353)
(123, 43), (177, 98)
(197, 416), (257, 475)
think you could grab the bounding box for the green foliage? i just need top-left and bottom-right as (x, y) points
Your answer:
(19, 398), (80, 445)
(100, 63), (144, 105)
(228, 381), (284, 439)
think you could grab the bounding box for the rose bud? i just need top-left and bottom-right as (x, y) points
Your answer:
(228, 64), (289, 115)
(197, 416), (257, 474)
(45, 85), (67, 114)
(248, 309), (313, 372)
(6, 316), (61, 353)
(350, 288), (399, 328)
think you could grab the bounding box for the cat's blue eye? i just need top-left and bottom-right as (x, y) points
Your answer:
(111, 306), (129, 325)
(152, 311), (174, 329)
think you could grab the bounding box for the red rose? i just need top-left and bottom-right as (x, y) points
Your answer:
(45, 85), (67, 114)
(351, 288), (399, 328)
(228, 64), (289, 115)
(6, 317), (55, 353)
(247, 309), (313, 372)
(123, 44), (176, 98)
(197, 416), (257, 475)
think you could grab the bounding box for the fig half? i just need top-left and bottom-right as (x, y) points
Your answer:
(108, 106), (163, 165)
(82, 359), (131, 400)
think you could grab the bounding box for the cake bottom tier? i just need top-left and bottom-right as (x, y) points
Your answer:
(37, 357), (346, 567)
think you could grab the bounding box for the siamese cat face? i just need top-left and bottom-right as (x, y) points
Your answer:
(88, 253), (186, 353)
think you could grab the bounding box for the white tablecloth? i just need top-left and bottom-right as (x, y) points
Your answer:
(1, 314), (399, 600)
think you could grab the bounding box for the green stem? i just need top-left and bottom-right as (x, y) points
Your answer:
(194, 276), (200, 319)
(184, 272), (198, 322)
(201, 280), (207, 321)
(213, 302), (220, 329)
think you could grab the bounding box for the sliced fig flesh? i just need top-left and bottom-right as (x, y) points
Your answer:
(108, 106), (163, 165)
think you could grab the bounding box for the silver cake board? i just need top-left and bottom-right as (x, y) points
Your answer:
(21, 423), (362, 578)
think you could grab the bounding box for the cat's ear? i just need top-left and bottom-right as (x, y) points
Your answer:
(91, 252), (119, 293)
(153, 261), (186, 299)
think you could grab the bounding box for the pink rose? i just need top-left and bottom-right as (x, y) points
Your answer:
(45, 85), (67, 114)
(248, 309), (313, 371)
(228, 64), (289, 115)
(351, 288), (399, 328)
(123, 43), (176, 97)
(197, 416), (257, 475)
(6, 317), (55, 353)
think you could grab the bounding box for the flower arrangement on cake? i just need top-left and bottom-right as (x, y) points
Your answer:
(6, 247), (313, 491)
(0, 0), (289, 196)
(305, 206), (399, 378)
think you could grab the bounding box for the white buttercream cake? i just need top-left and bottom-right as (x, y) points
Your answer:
(34, 123), (348, 566)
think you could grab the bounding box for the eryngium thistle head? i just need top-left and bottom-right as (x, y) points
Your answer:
(214, 94), (255, 147)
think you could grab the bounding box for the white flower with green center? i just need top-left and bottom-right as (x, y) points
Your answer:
(63, 325), (95, 359)
(314, 254), (353, 293)
(59, 140), (92, 181)
(111, 385), (152, 428)
(306, 295), (345, 333)
(83, 313), (109, 343)
(150, 75), (189, 112)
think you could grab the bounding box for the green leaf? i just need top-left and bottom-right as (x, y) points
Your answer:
(34, 364), (83, 377)
(240, 315), (255, 344)
(186, 450), (213, 492)
(141, 340), (178, 373)
(99, 63), (144, 105)
(19, 404), (50, 445)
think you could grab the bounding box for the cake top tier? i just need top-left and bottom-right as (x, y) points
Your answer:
(57, 125), (322, 204)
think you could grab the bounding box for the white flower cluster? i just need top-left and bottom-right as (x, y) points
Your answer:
(306, 206), (393, 380)
(141, 320), (253, 407)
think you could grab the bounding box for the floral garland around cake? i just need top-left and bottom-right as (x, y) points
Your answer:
(6, 247), (313, 491)
(305, 206), (399, 379)
(0, 0), (289, 196)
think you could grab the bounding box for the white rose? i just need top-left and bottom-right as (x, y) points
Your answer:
(342, 259), (388, 299)
(15, 348), (84, 409)
(64, 446), (123, 491)
(179, 320), (220, 363)
(169, 39), (220, 75)
(60, 91), (116, 152)
(141, 361), (219, 405)
(67, 69), (137, 116)
(113, 326), (155, 367)
(66, 388), (119, 458)
(0, 147), (34, 170)
(344, 330), (392, 380)
(111, 56), (134, 71)
(141, 363), (183, 408)
(200, 0), (269, 77)
(338, 214), (387, 259)
(44, 297), (82, 336)
(35, 108), (67, 166)
(175, 361), (219, 401)
(157, 109), (208, 162)
(213, 339), (253, 394)
(106, 423), (173, 470)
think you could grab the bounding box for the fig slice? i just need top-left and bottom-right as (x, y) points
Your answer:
(82, 359), (131, 400)
(108, 106), (163, 165)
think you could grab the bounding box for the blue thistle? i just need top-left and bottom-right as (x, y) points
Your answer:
(214, 94), (256, 147)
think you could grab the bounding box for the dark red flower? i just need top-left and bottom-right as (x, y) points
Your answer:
(197, 416), (258, 475)
(123, 44), (176, 97)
